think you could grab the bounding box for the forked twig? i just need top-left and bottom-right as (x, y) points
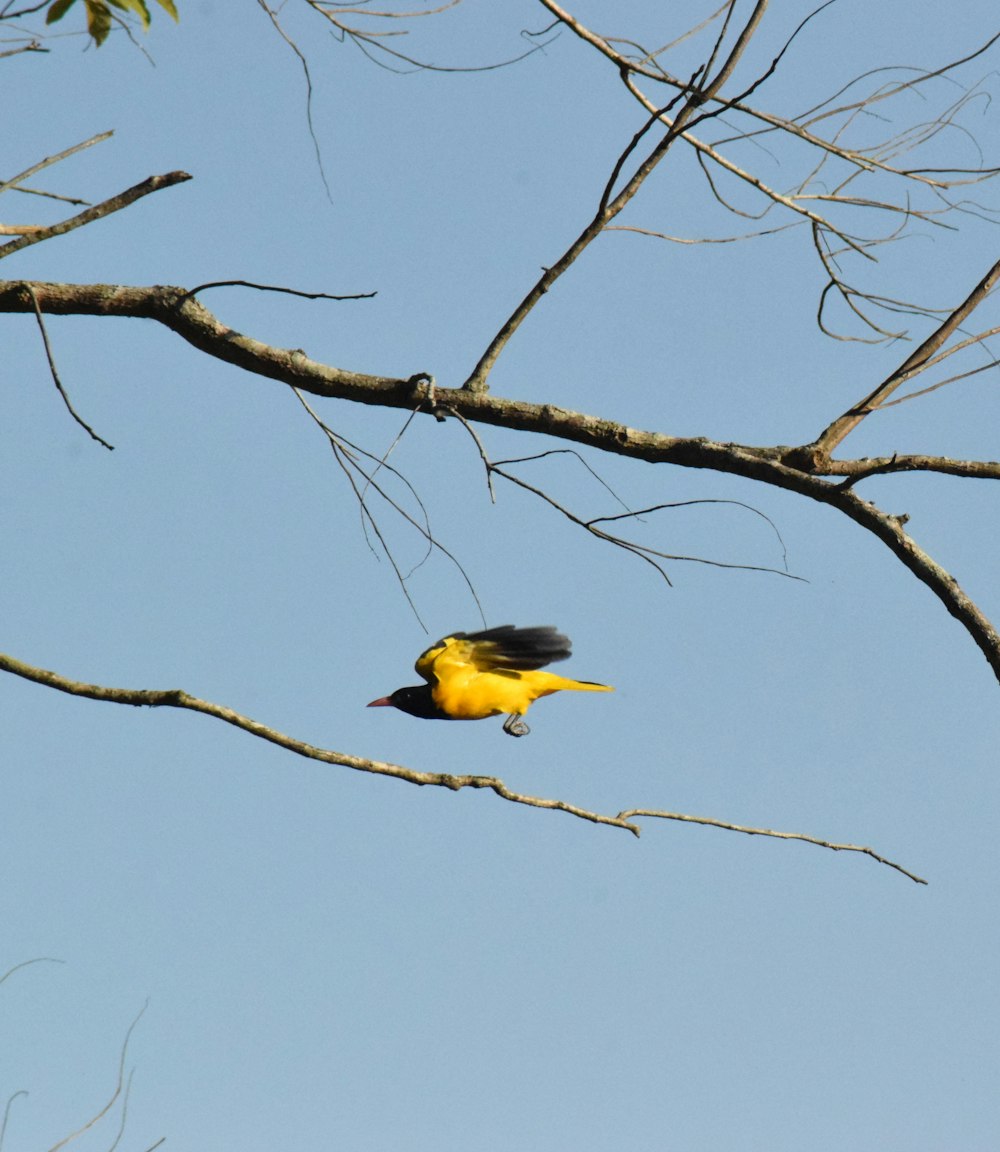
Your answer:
(0, 171), (191, 260)
(462, 1), (769, 391)
(0, 130), (113, 198)
(182, 279), (376, 302)
(292, 388), (486, 628)
(444, 415), (799, 584)
(45, 1002), (147, 1152)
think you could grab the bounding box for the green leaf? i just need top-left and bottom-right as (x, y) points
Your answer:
(45, 0), (79, 25)
(85, 0), (112, 45)
(106, 0), (151, 24)
(53, 0), (176, 46)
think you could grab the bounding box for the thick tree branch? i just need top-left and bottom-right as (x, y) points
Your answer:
(0, 280), (401, 390)
(3, 278), (999, 684)
(0, 649), (925, 882)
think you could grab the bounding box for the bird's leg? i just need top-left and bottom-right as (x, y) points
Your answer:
(503, 715), (530, 737)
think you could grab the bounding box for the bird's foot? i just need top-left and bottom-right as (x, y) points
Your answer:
(503, 715), (530, 737)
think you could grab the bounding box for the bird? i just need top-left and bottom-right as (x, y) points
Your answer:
(367, 625), (613, 737)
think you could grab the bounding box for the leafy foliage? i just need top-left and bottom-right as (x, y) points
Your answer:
(45, 0), (178, 47)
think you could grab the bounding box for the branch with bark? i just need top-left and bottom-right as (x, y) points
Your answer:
(4, 2), (999, 888)
(3, 272), (998, 681)
(0, 650), (928, 884)
(2, 266), (999, 671)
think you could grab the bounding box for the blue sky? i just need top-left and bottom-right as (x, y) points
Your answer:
(3, 2), (999, 1149)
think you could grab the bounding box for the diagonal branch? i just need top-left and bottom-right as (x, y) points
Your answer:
(812, 253), (1000, 454)
(463, 0), (768, 392)
(0, 649), (925, 882)
(544, 4), (999, 195)
(0, 130), (114, 197)
(0, 171), (191, 260)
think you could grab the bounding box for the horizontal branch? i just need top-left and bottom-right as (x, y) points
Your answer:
(0, 280), (903, 477)
(823, 454), (1000, 481)
(0, 649), (925, 881)
(4, 277), (1000, 684)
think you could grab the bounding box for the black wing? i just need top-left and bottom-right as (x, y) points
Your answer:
(452, 625), (572, 671)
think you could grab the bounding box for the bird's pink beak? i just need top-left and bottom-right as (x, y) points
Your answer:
(367, 696), (393, 708)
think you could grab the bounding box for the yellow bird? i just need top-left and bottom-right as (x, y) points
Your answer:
(367, 625), (613, 737)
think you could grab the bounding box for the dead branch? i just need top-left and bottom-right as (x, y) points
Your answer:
(812, 253), (1000, 453)
(0, 648), (925, 882)
(4, 277), (1000, 684)
(539, 5), (999, 347)
(462, 1), (769, 392)
(45, 1002), (146, 1152)
(303, 0), (549, 73)
(619, 808), (926, 885)
(0, 957), (65, 987)
(292, 387), (487, 631)
(24, 283), (114, 450)
(0, 130), (114, 198)
(0, 171), (191, 260)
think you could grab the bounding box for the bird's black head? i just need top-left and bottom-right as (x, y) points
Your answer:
(366, 684), (447, 720)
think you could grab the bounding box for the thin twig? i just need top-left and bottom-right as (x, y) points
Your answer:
(256, 0), (333, 200)
(0, 957), (65, 986)
(0, 131), (114, 198)
(182, 279), (376, 302)
(619, 808), (927, 884)
(25, 285), (114, 450)
(46, 1002), (147, 1152)
(1, 1092), (28, 1152)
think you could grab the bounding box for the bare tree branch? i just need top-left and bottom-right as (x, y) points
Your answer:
(0, 649), (925, 882)
(462, 1), (769, 392)
(811, 253), (1000, 454)
(0, 171), (191, 260)
(536, 5), (999, 347)
(0, 131), (113, 198)
(24, 283), (114, 450)
(45, 1002), (146, 1152)
(3, 278), (1000, 684)
(619, 808), (927, 885)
